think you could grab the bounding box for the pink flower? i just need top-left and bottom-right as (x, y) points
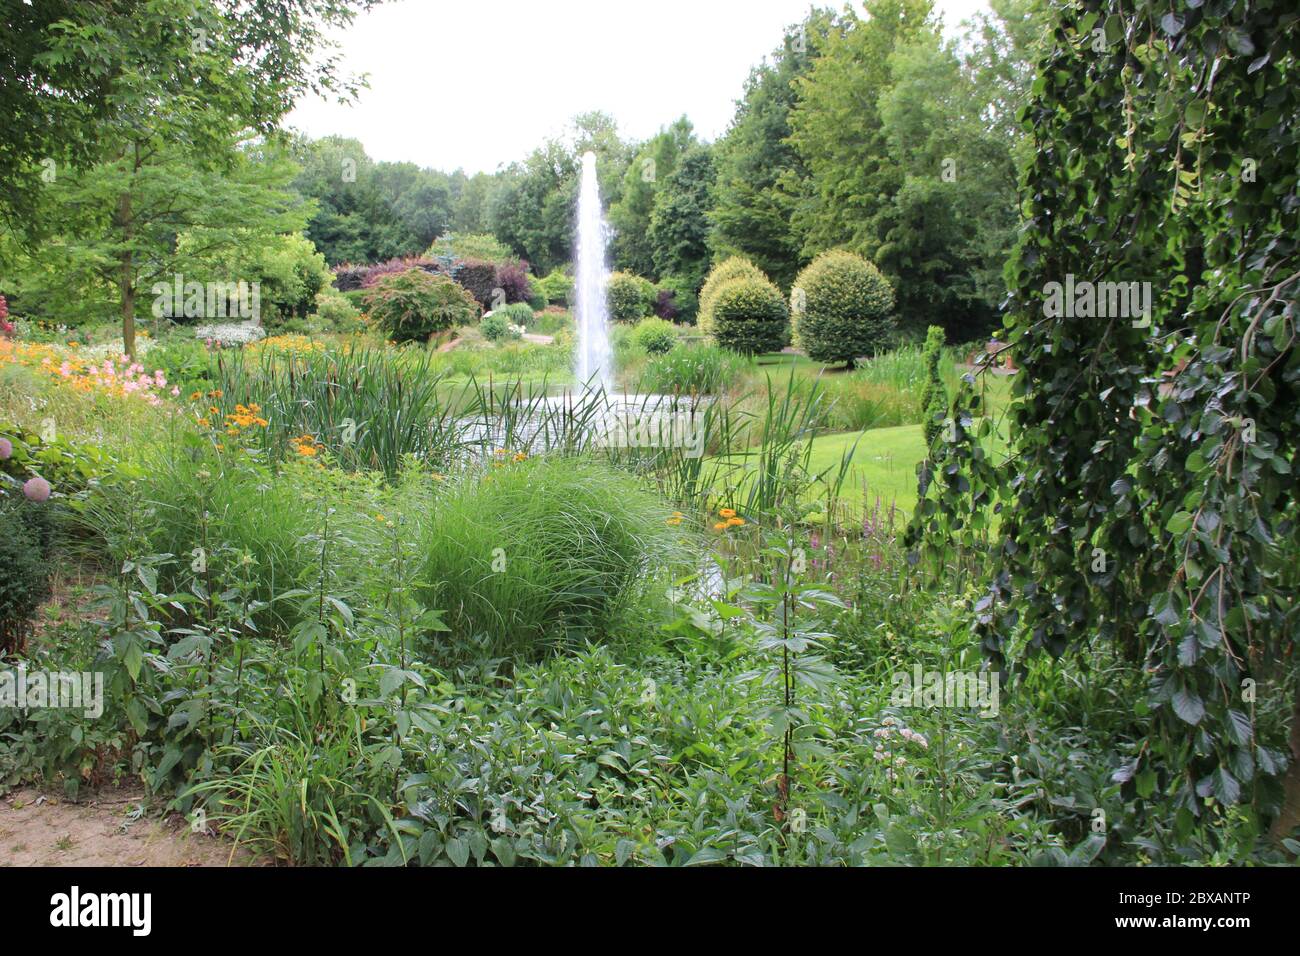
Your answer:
(0, 438), (12, 460)
(170, 386), (180, 396)
(23, 476), (51, 502)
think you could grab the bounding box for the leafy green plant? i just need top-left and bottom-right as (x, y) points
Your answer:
(365, 269), (480, 344)
(632, 317), (678, 356)
(313, 290), (364, 332)
(0, 497), (53, 655)
(606, 271), (655, 323)
(480, 312), (522, 342)
(536, 269), (573, 306)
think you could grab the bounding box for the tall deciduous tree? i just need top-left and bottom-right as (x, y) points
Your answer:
(787, 0), (934, 257)
(609, 117), (695, 278)
(0, 0), (374, 236)
(709, 9), (843, 289)
(648, 145), (717, 291)
(14, 141), (309, 339)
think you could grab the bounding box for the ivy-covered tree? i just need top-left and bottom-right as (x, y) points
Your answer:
(913, 0), (1300, 851)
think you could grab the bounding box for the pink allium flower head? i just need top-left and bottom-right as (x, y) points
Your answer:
(0, 438), (12, 460)
(23, 476), (51, 502)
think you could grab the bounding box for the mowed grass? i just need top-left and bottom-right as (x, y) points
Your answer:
(809, 423), (929, 514)
(702, 414), (1010, 518)
(813, 416), (1011, 515)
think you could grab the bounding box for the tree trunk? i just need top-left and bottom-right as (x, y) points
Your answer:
(117, 188), (134, 359)
(1270, 686), (1300, 847)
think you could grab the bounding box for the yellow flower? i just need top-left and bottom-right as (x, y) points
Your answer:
(727, 517), (745, 527)
(667, 517), (683, 526)
(375, 514), (387, 523)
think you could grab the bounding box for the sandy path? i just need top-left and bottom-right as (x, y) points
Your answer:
(0, 786), (257, 867)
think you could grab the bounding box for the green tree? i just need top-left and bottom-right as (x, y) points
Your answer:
(0, 0), (371, 235)
(709, 9), (843, 288)
(709, 273), (790, 356)
(292, 136), (416, 265)
(449, 171), (498, 234)
(14, 141), (309, 346)
(787, 0), (933, 256)
(609, 117), (695, 277)
(791, 249), (895, 367)
(647, 145), (716, 292)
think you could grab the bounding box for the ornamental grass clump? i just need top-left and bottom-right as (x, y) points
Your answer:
(418, 456), (684, 660)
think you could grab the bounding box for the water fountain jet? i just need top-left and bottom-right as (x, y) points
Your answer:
(573, 151), (613, 392)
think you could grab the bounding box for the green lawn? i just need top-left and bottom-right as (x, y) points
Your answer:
(707, 417), (1008, 518)
(808, 422), (929, 513)
(809, 416), (1011, 515)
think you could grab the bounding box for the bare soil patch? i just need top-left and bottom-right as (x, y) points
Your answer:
(0, 786), (258, 867)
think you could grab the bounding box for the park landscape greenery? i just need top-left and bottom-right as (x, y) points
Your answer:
(0, 0), (1297, 867)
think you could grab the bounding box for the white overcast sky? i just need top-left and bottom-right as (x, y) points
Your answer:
(287, 0), (991, 174)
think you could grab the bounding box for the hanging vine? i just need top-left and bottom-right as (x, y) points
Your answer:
(911, 0), (1300, 843)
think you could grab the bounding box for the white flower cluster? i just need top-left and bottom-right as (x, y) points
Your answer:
(81, 337), (157, 361)
(194, 321), (266, 346)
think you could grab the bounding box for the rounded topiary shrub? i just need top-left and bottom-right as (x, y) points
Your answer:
(0, 496), (53, 655)
(791, 250), (895, 368)
(606, 272), (655, 323)
(365, 269), (481, 344)
(698, 257), (763, 336)
(633, 317), (678, 355)
(709, 275), (790, 356)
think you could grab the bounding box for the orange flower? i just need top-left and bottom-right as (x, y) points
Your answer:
(719, 508), (737, 519)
